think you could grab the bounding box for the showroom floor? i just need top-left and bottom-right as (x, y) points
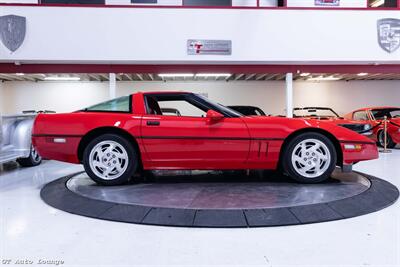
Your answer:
(0, 152), (399, 267)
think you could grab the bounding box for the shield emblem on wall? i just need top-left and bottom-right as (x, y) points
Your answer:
(377, 18), (400, 53)
(0, 15), (26, 52)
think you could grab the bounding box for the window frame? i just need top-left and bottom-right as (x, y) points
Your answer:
(144, 93), (210, 118)
(143, 93), (241, 118)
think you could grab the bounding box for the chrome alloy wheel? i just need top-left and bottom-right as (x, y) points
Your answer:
(31, 146), (41, 163)
(88, 140), (129, 180)
(291, 138), (331, 178)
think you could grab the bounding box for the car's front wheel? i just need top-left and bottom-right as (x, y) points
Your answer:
(282, 133), (337, 183)
(83, 134), (138, 186)
(377, 130), (396, 148)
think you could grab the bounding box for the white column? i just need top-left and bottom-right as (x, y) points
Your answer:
(285, 73), (293, 118)
(109, 73), (116, 99)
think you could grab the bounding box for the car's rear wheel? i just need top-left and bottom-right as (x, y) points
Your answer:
(282, 133), (337, 183)
(17, 145), (42, 167)
(83, 134), (138, 186)
(378, 130), (396, 148)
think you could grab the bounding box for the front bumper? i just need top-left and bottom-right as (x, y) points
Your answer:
(341, 142), (379, 165)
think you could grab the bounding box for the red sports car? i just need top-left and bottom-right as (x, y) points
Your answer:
(345, 107), (400, 148)
(293, 107), (373, 136)
(32, 92), (378, 185)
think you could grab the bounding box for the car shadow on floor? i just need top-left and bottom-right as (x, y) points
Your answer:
(135, 170), (340, 185)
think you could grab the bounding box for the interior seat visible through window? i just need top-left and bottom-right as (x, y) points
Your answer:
(146, 97), (163, 115)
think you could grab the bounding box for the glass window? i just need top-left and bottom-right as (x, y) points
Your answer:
(294, 108), (338, 118)
(368, 0), (397, 7)
(353, 111), (368, 121)
(371, 109), (400, 120)
(159, 100), (207, 117)
(194, 94), (242, 117)
(83, 96), (131, 113)
(144, 93), (241, 118)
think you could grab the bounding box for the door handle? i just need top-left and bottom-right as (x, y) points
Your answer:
(147, 121), (160, 126)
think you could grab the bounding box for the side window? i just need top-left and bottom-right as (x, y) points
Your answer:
(159, 100), (207, 117)
(84, 96), (131, 113)
(144, 95), (208, 118)
(353, 111), (368, 121)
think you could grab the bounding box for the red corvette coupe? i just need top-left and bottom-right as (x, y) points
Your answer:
(32, 92), (378, 185)
(345, 107), (400, 148)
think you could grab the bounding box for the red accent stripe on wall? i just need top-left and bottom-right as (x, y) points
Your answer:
(1, 63), (400, 74)
(0, 3), (398, 10)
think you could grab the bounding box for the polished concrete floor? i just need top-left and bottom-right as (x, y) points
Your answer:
(1, 152), (399, 266)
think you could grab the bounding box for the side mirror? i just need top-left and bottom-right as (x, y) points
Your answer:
(206, 110), (224, 122)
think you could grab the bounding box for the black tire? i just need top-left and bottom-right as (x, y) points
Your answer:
(17, 145), (42, 167)
(378, 130), (396, 148)
(281, 132), (337, 183)
(83, 134), (138, 186)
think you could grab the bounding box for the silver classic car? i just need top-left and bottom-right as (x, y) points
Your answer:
(0, 113), (42, 167)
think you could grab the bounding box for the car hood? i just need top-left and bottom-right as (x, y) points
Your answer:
(240, 116), (374, 143)
(299, 116), (367, 125)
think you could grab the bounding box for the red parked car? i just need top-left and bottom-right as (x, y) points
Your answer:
(32, 92), (378, 185)
(293, 107), (373, 136)
(345, 107), (400, 148)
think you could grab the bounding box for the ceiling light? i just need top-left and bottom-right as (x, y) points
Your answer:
(357, 73), (368, 76)
(15, 73), (24, 76)
(307, 76), (341, 81)
(300, 73), (310, 77)
(158, 73), (194, 78)
(370, 0), (384, 7)
(44, 76), (81, 81)
(196, 73), (231, 78)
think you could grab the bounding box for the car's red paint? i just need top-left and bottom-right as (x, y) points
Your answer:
(300, 115), (364, 127)
(344, 107), (400, 144)
(32, 92), (378, 171)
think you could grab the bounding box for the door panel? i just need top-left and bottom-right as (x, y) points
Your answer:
(140, 115), (250, 169)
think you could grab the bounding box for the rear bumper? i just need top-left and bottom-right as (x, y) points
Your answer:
(32, 135), (81, 164)
(341, 142), (379, 165)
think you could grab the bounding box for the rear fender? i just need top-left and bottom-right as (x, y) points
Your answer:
(11, 119), (33, 157)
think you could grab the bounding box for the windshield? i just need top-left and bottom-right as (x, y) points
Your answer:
(82, 96), (131, 113)
(294, 108), (339, 118)
(228, 106), (266, 116)
(195, 94), (243, 117)
(371, 108), (400, 120)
